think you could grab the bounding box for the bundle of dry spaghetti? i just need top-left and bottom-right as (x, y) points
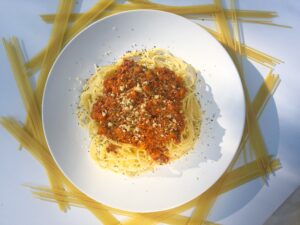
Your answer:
(1, 0), (287, 224)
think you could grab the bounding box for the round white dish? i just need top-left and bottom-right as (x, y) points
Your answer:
(43, 10), (245, 212)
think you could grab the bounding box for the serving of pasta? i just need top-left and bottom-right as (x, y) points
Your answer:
(78, 48), (201, 176)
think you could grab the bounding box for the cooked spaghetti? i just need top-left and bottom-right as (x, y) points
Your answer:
(78, 49), (201, 176)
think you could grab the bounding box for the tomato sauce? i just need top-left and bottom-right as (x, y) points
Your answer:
(91, 59), (186, 163)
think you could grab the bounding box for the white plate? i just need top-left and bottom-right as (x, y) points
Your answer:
(43, 10), (245, 212)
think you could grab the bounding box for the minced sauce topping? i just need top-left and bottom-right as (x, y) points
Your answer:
(91, 59), (186, 164)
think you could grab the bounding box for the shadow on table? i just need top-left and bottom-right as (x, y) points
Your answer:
(208, 58), (280, 221)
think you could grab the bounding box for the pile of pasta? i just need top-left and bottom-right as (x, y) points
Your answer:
(1, 0), (286, 224)
(78, 49), (202, 176)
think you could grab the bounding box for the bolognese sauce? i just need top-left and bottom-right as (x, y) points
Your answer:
(91, 59), (187, 164)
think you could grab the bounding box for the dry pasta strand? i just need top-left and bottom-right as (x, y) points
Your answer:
(242, 70), (280, 127)
(109, 3), (219, 15)
(222, 157), (281, 193)
(191, 16), (286, 27)
(162, 214), (219, 225)
(41, 13), (82, 24)
(127, 0), (152, 4)
(10, 39), (47, 146)
(186, 189), (220, 225)
(228, 1), (274, 181)
(61, 178), (121, 225)
(64, 0), (114, 43)
(38, 187), (121, 225)
(25, 50), (44, 77)
(40, 9), (277, 24)
(35, 0), (74, 106)
(200, 25), (282, 69)
(112, 5), (277, 18)
(37, 190), (121, 225)
(214, 0), (234, 49)
(230, 0), (241, 52)
(25, 0), (114, 76)
(29, 185), (137, 217)
(0, 118), (55, 167)
(253, 71), (280, 117)
(244, 45), (283, 67)
(233, 10), (277, 19)
(240, 70), (280, 155)
(0, 117), (68, 210)
(2, 38), (44, 143)
(214, 0), (271, 179)
(238, 19), (291, 28)
(242, 142), (248, 164)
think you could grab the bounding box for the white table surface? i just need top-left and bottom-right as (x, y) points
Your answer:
(0, 0), (299, 225)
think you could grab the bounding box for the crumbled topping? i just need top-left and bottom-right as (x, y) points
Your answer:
(90, 59), (186, 163)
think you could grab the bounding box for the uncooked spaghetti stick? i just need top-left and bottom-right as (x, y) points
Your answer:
(244, 46), (283, 67)
(61, 176), (120, 225)
(127, 0), (152, 4)
(188, 16), (286, 27)
(25, 0), (114, 76)
(2, 38), (44, 142)
(227, 0), (274, 179)
(200, 26), (282, 69)
(35, 0), (74, 106)
(32, 189), (121, 225)
(25, 50), (44, 76)
(41, 13), (82, 24)
(222, 158), (281, 193)
(217, 0), (271, 178)
(214, 0), (234, 48)
(31, 185), (132, 215)
(238, 71), (280, 155)
(0, 117), (68, 210)
(253, 71), (280, 117)
(117, 2), (218, 14)
(89, 3), (219, 26)
(122, 2), (276, 18)
(40, 8), (277, 24)
(238, 19), (291, 28)
(64, 0), (114, 43)
(230, 0), (240, 52)
(162, 214), (219, 225)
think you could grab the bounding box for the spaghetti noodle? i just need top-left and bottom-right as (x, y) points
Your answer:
(78, 49), (201, 175)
